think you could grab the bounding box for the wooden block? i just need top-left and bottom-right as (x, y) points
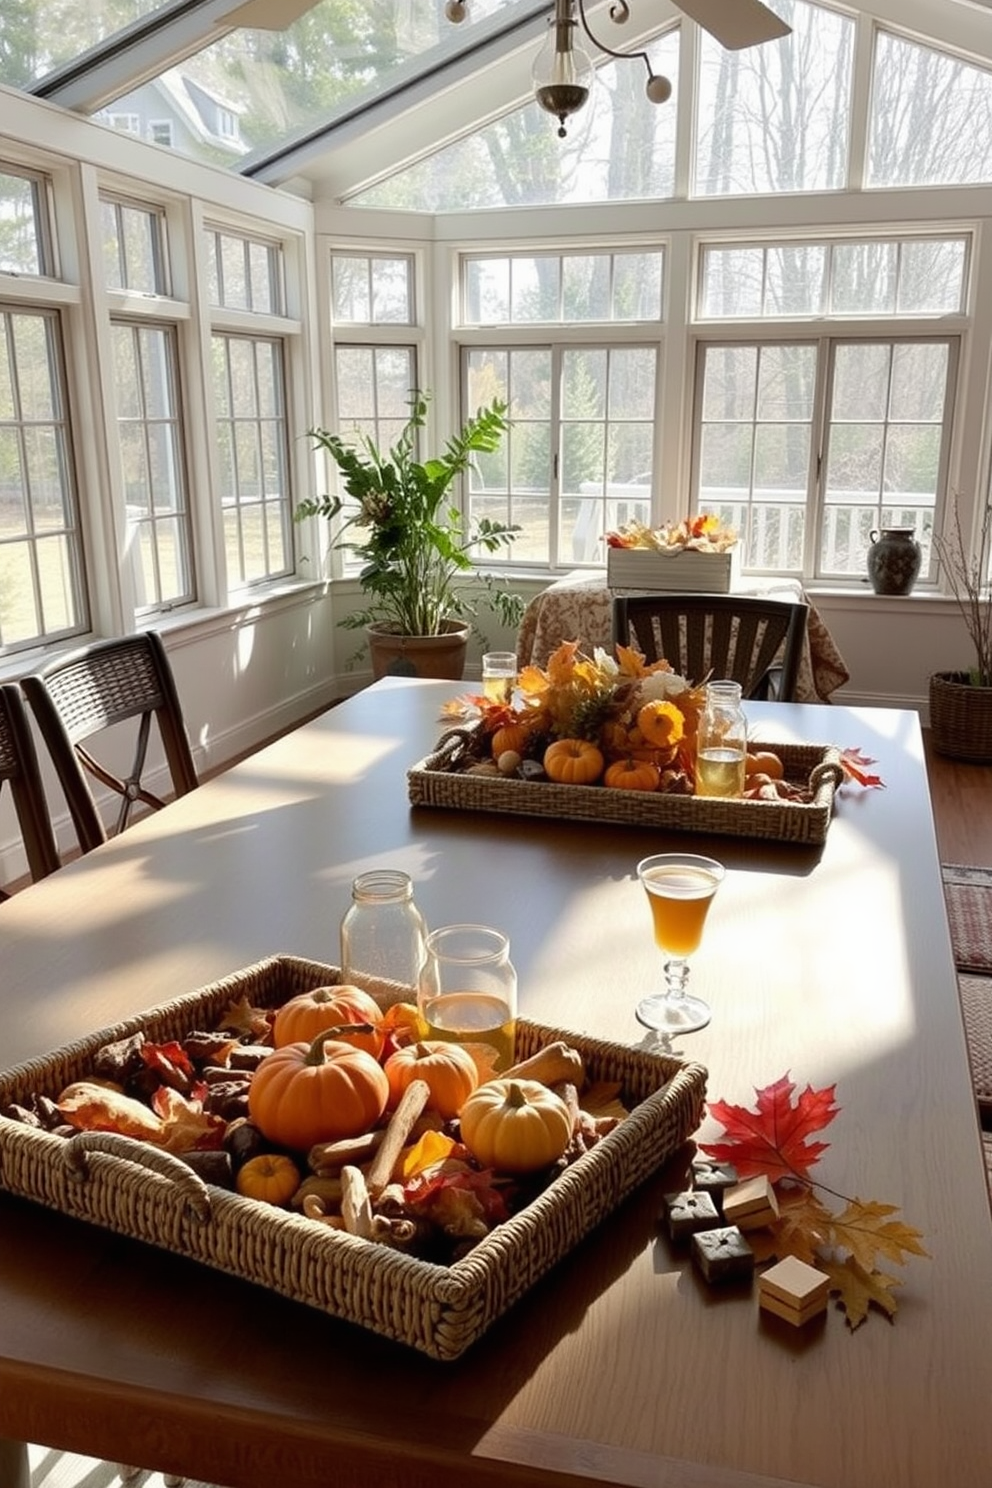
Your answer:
(662, 1189), (720, 1242)
(723, 1175), (779, 1230)
(691, 1225), (754, 1285)
(758, 1255), (830, 1310)
(758, 1288), (828, 1327)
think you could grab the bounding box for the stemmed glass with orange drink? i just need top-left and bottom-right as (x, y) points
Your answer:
(635, 852), (725, 1035)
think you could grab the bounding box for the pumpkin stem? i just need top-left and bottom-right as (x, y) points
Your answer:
(505, 1081), (528, 1109)
(304, 1024), (375, 1064)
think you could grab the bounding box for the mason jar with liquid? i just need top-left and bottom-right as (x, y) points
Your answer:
(695, 680), (747, 799)
(417, 924), (517, 1072)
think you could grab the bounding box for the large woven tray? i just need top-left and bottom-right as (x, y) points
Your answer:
(0, 954), (706, 1361)
(409, 732), (845, 846)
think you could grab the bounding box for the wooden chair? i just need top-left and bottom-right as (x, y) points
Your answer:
(0, 684), (61, 899)
(21, 632), (197, 855)
(611, 593), (809, 701)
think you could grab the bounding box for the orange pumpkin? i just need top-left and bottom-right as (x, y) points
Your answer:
(604, 757), (661, 792)
(248, 1033), (389, 1149)
(636, 700), (685, 749)
(745, 749), (784, 780)
(491, 722), (530, 759)
(543, 738), (604, 785)
(383, 1040), (479, 1118)
(235, 1152), (300, 1206)
(273, 984), (384, 1057)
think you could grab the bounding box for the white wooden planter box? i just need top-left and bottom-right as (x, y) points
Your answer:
(606, 545), (741, 594)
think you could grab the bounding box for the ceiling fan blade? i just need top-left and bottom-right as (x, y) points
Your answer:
(218, 0), (321, 29)
(675, 0), (792, 50)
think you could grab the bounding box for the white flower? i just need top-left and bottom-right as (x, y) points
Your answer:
(591, 647), (619, 678)
(639, 670), (691, 702)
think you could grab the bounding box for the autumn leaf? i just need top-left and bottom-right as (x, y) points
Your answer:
(151, 1084), (226, 1153)
(700, 1073), (840, 1182)
(824, 1198), (929, 1273)
(216, 995), (272, 1043)
(141, 1039), (195, 1094)
(747, 1186), (835, 1267)
(820, 1256), (902, 1330)
(582, 1079), (629, 1121)
(839, 747), (886, 789)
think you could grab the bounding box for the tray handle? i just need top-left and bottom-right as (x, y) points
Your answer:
(426, 727), (476, 768)
(809, 759), (845, 794)
(64, 1132), (212, 1223)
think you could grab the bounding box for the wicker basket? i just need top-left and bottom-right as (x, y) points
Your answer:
(929, 672), (992, 763)
(0, 955), (706, 1361)
(409, 732), (844, 846)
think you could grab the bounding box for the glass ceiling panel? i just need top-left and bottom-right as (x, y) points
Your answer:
(0, 0), (540, 172)
(0, 1), (171, 90)
(352, 28), (681, 211)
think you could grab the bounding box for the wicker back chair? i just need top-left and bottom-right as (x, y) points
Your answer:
(0, 683), (61, 899)
(611, 593), (809, 701)
(21, 632), (197, 855)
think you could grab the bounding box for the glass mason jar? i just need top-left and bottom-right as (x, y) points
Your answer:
(339, 869), (427, 993)
(695, 679), (747, 799)
(417, 924), (517, 1072)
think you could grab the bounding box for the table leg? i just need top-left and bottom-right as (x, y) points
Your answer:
(0, 1437), (30, 1488)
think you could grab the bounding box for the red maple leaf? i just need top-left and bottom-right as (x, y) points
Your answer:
(699, 1072), (840, 1183)
(840, 747), (885, 789)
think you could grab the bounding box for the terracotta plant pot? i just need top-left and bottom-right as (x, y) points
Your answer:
(367, 619), (470, 681)
(929, 671), (992, 763)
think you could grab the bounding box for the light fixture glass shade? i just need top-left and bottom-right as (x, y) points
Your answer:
(532, 9), (594, 137)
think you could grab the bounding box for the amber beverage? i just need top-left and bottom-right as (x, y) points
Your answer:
(641, 861), (721, 957)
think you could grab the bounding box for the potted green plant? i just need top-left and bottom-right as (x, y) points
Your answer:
(930, 495), (992, 761)
(297, 392), (525, 680)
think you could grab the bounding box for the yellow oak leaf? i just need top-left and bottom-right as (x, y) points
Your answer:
(216, 995), (272, 1042)
(820, 1256), (902, 1330)
(748, 1185), (835, 1267)
(823, 1198), (929, 1273)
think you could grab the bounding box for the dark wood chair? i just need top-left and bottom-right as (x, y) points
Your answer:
(0, 683), (61, 899)
(611, 593), (809, 701)
(21, 631), (197, 855)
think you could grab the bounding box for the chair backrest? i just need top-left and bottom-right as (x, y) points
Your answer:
(0, 683), (61, 899)
(21, 632), (198, 855)
(611, 593), (809, 701)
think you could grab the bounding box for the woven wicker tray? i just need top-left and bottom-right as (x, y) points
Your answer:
(409, 733), (845, 846)
(0, 954), (706, 1361)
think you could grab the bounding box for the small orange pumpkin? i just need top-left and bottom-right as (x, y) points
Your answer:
(543, 738), (604, 785)
(248, 1032), (389, 1149)
(273, 984), (384, 1057)
(235, 1152), (301, 1206)
(636, 700), (685, 749)
(491, 722), (530, 759)
(383, 1040), (479, 1118)
(604, 757), (661, 792)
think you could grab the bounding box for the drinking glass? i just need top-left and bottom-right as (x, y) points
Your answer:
(481, 651), (518, 703)
(635, 852), (725, 1035)
(417, 924), (517, 1071)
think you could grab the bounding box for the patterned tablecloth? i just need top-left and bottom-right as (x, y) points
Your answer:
(516, 571), (850, 703)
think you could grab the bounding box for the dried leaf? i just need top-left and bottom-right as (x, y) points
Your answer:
(397, 1129), (458, 1181)
(700, 1072), (839, 1182)
(57, 1081), (164, 1142)
(821, 1256), (902, 1330)
(216, 996), (272, 1042)
(747, 1186), (835, 1267)
(141, 1039), (195, 1093)
(824, 1198), (929, 1273)
(839, 747), (886, 789)
(151, 1084), (226, 1153)
(581, 1080), (629, 1121)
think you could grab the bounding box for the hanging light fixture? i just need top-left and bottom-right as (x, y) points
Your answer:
(444, 0), (791, 140)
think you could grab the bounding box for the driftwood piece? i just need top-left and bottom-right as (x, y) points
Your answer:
(500, 1041), (584, 1090)
(366, 1079), (431, 1199)
(340, 1165), (374, 1238)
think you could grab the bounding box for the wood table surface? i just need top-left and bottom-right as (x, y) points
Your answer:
(0, 679), (989, 1488)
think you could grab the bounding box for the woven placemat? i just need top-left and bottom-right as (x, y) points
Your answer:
(942, 864), (992, 975)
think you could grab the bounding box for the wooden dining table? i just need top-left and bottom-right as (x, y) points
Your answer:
(0, 678), (990, 1488)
